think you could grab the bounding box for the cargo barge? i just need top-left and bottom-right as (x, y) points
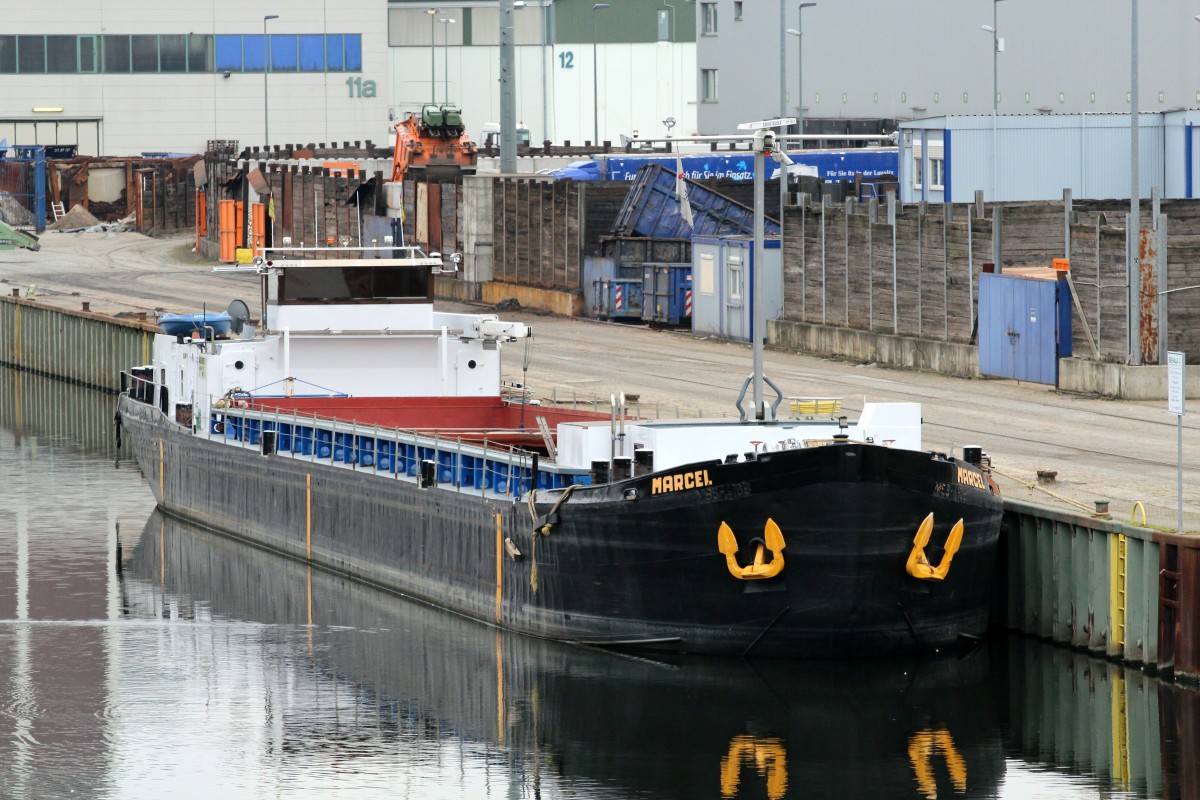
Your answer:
(116, 247), (1004, 657)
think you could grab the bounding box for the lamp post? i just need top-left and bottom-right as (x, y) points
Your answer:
(592, 3), (610, 147)
(1128, 1), (1141, 363)
(263, 14), (278, 151)
(788, 3), (816, 140)
(780, 4), (814, 259)
(981, 0), (1004, 201)
(437, 18), (455, 103)
(427, 8), (438, 103)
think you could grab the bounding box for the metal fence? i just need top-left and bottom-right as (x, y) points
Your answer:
(0, 146), (43, 231)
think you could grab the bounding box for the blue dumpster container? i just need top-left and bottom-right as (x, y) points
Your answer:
(641, 263), (693, 326)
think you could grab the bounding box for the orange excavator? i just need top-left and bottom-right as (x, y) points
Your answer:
(391, 104), (478, 183)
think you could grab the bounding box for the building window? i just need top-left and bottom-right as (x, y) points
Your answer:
(701, 2), (717, 35)
(159, 35), (187, 72)
(130, 35), (159, 72)
(734, 2), (743, 20)
(188, 35), (214, 72)
(701, 68), (718, 102)
(17, 36), (46, 73)
(728, 256), (743, 302)
(268, 34), (299, 71)
(46, 36), (78, 73)
(657, 9), (669, 41)
(214, 36), (243, 71)
(0, 37), (15, 73)
(911, 145), (945, 192)
(78, 36), (97, 73)
(103, 35), (131, 72)
(299, 35), (326, 71)
(4, 32), (357, 74)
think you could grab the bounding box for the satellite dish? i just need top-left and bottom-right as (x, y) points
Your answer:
(226, 299), (250, 335)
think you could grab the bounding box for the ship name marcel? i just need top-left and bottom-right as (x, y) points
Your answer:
(652, 470), (714, 495)
(956, 466), (987, 490)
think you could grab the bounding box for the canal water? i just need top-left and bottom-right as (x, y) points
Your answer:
(0, 367), (1194, 800)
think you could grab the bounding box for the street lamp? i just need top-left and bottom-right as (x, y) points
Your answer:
(427, 8), (438, 103)
(592, 3), (610, 147)
(981, 0), (1004, 200)
(263, 14), (279, 151)
(437, 18), (455, 103)
(787, 2), (816, 140)
(779, 4), (814, 257)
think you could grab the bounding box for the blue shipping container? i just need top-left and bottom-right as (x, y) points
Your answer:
(641, 263), (692, 326)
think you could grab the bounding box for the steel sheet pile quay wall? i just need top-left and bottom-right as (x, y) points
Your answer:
(1001, 636), (1166, 796)
(1001, 499), (1160, 668)
(0, 296), (153, 393)
(1154, 532), (1200, 682)
(0, 368), (121, 452)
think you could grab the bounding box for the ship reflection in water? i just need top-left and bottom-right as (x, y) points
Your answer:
(125, 511), (1008, 800)
(0, 369), (1194, 799)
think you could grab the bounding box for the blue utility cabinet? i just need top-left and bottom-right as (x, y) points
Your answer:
(978, 271), (1073, 385)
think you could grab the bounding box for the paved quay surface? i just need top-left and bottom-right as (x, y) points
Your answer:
(4, 230), (1199, 530)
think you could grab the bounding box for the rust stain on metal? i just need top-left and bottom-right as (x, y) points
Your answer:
(1139, 229), (1159, 364)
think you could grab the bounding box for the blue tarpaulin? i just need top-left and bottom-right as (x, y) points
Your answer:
(604, 149), (897, 183)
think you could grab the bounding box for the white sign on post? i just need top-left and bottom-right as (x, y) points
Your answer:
(1169, 351), (1186, 532)
(736, 117), (797, 130)
(1168, 351), (1185, 415)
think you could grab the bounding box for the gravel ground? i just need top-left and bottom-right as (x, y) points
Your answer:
(4, 229), (1199, 531)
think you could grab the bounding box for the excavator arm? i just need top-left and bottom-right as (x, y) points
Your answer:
(391, 104), (478, 183)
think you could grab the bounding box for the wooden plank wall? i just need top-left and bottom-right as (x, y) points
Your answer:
(782, 200), (1082, 346)
(1159, 201), (1200, 358)
(490, 177), (585, 291)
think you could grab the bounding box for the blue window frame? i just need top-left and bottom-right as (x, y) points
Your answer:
(5, 32), (359, 74)
(268, 34), (297, 71)
(215, 36), (242, 71)
(298, 35), (324, 71)
(325, 34), (344, 71)
(243, 34), (265, 71)
(344, 35), (362, 71)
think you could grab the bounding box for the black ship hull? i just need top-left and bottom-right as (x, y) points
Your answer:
(119, 394), (1004, 658)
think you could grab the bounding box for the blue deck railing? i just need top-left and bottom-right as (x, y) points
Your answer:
(211, 407), (589, 495)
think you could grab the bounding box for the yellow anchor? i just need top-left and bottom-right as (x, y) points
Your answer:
(718, 519), (786, 580)
(905, 513), (964, 581)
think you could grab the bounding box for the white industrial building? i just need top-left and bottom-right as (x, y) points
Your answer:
(0, 0), (697, 157)
(0, 0), (390, 156)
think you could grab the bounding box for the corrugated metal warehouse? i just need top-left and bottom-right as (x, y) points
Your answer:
(899, 111), (1200, 203)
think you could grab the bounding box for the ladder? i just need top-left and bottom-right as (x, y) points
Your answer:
(51, 201), (66, 221)
(535, 416), (558, 461)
